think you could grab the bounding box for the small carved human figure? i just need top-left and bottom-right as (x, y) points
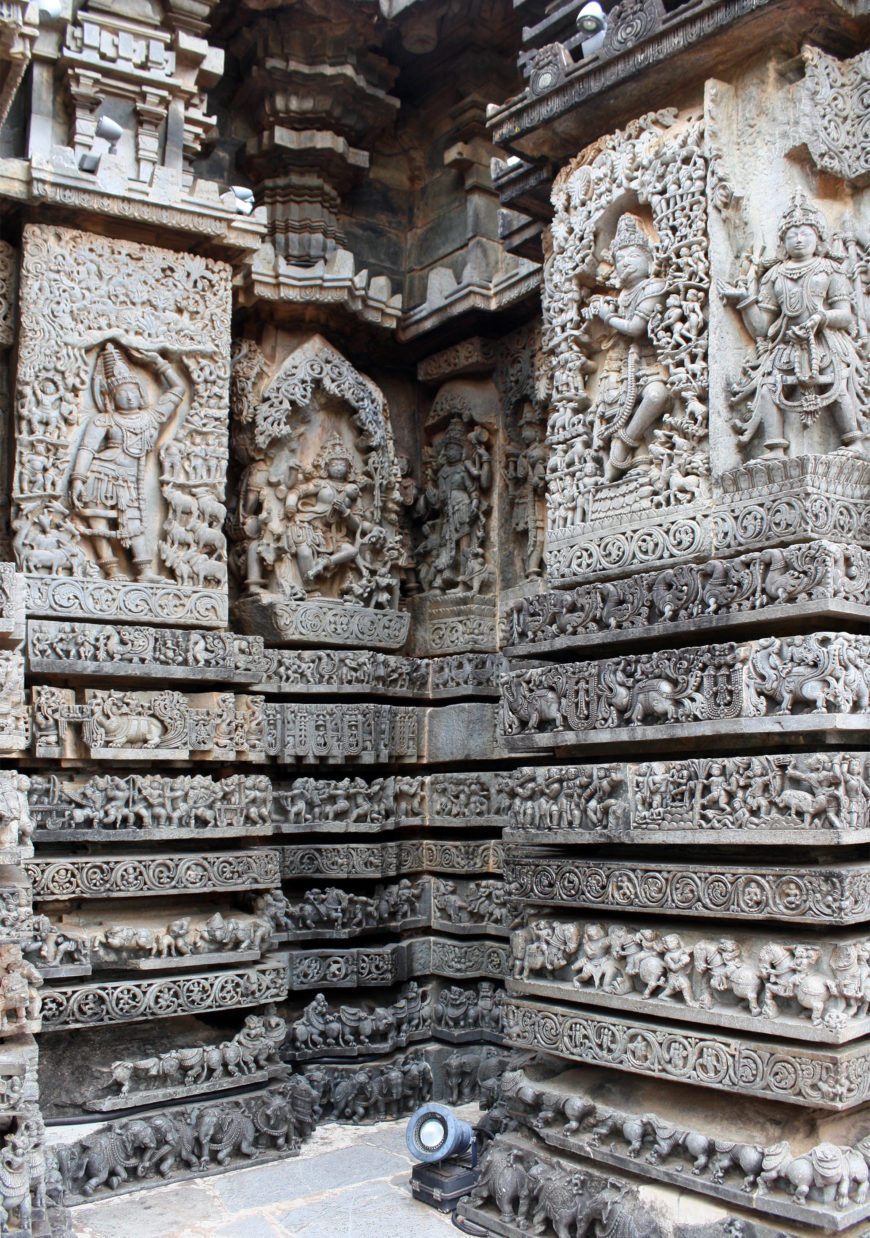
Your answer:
(416, 418), (492, 593)
(282, 435), (366, 594)
(505, 402), (547, 576)
(719, 193), (869, 458)
(69, 342), (185, 581)
(585, 213), (671, 481)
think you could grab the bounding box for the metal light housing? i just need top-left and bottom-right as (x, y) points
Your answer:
(406, 1103), (474, 1164)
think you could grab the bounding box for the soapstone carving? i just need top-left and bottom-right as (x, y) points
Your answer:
(720, 194), (870, 459)
(416, 416), (493, 594)
(230, 336), (408, 645)
(287, 982), (429, 1058)
(13, 226), (231, 625)
(543, 110), (710, 581)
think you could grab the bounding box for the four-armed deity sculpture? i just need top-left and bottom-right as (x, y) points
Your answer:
(720, 193), (869, 458)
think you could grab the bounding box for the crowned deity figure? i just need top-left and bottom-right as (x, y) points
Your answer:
(585, 213), (671, 482)
(68, 342), (185, 581)
(281, 434), (368, 597)
(416, 418), (492, 593)
(506, 401), (548, 576)
(719, 193), (869, 457)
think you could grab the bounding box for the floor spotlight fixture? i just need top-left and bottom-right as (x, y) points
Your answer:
(405, 1104), (479, 1213)
(78, 115), (123, 174)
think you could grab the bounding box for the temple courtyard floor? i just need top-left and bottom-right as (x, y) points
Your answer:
(69, 1106), (477, 1238)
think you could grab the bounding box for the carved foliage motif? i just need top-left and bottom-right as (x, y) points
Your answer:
(798, 46), (870, 185)
(13, 226), (231, 624)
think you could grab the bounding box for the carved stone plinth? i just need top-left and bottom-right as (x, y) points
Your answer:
(234, 595), (410, 651)
(24, 577), (228, 629)
(714, 455), (870, 557)
(279, 703), (419, 764)
(285, 936), (507, 991)
(279, 839), (503, 880)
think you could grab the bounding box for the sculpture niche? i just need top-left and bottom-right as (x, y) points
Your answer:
(720, 193), (870, 459)
(231, 336), (409, 648)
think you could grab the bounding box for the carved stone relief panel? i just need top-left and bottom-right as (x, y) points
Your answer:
(502, 995), (870, 1109)
(501, 631), (870, 752)
(543, 108), (711, 584)
(508, 914), (870, 1042)
(505, 853), (870, 925)
(505, 751), (870, 845)
(25, 852), (280, 901)
(230, 334), (409, 649)
(414, 380), (496, 597)
(27, 621), (265, 684)
(278, 840), (503, 881)
(13, 225), (231, 627)
(707, 51), (870, 540)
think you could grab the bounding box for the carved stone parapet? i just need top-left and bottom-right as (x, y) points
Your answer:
(31, 687), (265, 762)
(25, 851), (280, 901)
(234, 596), (410, 651)
(500, 632), (870, 753)
(505, 854), (870, 925)
(713, 456), (870, 557)
(40, 961), (289, 1031)
(28, 621), (266, 684)
(504, 541), (870, 655)
(503, 996), (870, 1109)
(29, 773), (272, 840)
(504, 751), (870, 845)
(279, 839), (503, 881)
(508, 914), (870, 1043)
(500, 1064), (870, 1231)
(406, 595), (497, 656)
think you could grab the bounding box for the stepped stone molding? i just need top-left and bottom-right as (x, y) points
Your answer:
(508, 915), (870, 1043)
(504, 540), (870, 655)
(40, 961), (289, 1031)
(252, 648), (505, 698)
(501, 632), (870, 752)
(504, 752), (870, 845)
(505, 855), (870, 925)
(496, 1068), (870, 1231)
(29, 773), (272, 840)
(503, 996), (870, 1109)
(27, 621), (266, 684)
(25, 851), (281, 900)
(279, 840), (503, 880)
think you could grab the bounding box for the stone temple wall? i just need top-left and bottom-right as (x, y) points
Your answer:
(0, 0), (862, 1235)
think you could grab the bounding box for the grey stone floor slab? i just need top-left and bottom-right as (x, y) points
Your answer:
(72, 1109), (476, 1238)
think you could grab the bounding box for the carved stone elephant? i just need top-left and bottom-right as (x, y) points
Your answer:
(470, 1145), (527, 1223)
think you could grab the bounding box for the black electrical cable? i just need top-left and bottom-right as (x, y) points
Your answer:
(451, 1212), (488, 1236)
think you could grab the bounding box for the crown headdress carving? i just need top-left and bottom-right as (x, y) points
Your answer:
(93, 343), (143, 411)
(610, 213), (654, 258)
(778, 191), (828, 244)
